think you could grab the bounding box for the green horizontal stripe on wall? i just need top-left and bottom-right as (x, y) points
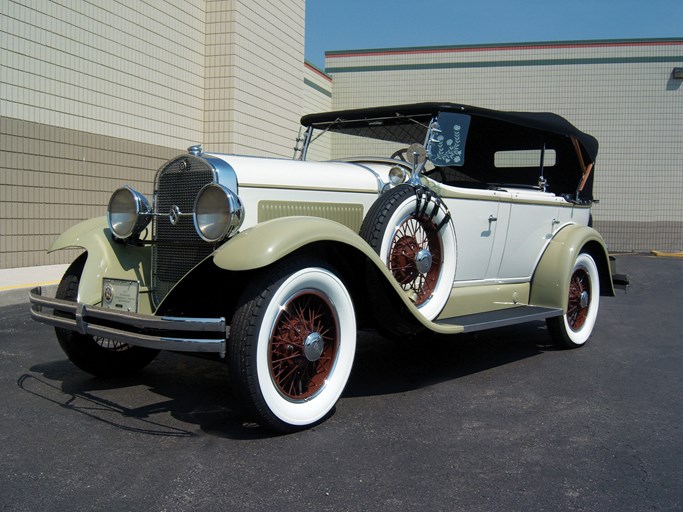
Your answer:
(326, 55), (683, 74)
(304, 78), (332, 97)
(325, 38), (683, 57)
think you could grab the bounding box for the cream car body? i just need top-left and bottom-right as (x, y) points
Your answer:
(30, 102), (618, 433)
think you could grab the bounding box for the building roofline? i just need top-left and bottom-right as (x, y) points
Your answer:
(325, 38), (683, 59)
(304, 60), (332, 81)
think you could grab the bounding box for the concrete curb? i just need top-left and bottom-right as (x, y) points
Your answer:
(651, 250), (683, 259)
(0, 284), (59, 308)
(0, 263), (68, 308)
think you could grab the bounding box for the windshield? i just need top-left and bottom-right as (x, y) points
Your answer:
(302, 113), (432, 161)
(427, 113), (471, 167)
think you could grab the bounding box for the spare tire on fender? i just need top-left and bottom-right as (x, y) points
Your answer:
(359, 184), (457, 322)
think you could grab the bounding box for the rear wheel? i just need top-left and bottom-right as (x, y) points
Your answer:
(546, 252), (601, 348)
(230, 257), (356, 433)
(55, 254), (159, 377)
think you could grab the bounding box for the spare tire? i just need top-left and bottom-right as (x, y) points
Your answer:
(360, 185), (456, 321)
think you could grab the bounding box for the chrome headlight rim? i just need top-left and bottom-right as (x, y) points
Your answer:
(107, 186), (151, 240)
(388, 165), (408, 186)
(193, 183), (244, 243)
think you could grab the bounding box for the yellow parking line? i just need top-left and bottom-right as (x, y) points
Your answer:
(651, 250), (683, 259)
(0, 280), (61, 292)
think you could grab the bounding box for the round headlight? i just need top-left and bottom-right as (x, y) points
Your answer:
(388, 166), (408, 185)
(193, 183), (244, 243)
(107, 186), (151, 239)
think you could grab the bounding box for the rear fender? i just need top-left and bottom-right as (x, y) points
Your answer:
(49, 216), (152, 311)
(530, 224), (614, 311)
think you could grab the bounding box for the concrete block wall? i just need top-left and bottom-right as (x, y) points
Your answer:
(0, 116), (178, 268)
(1, 0), (206, 148)
(1, 0), (307, 269)
(300, 61), (332, 160)
(204, 0), (305, 156)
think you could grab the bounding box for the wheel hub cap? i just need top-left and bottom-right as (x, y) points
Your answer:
(388, 215), (443, 307)
(303, 332), (324, 362)
(567, 268), (591, 331)
(580, 290), (589, 309)
(415, 249), (433, 274)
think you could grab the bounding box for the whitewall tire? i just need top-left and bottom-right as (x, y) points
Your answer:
(360, 185), (456, 321)
(230, 257), (356, 433)
(547, 252), (601, 348)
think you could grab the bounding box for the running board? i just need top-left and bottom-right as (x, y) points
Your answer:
(435, 305), (563, 333)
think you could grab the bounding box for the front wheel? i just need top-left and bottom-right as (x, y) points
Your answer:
(546, 252), (601, 348)
(230, 257), (356, 433)
(55, 254), (159, 377)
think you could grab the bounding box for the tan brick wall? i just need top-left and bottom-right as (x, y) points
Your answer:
(0, 0), (307, 269)
(301, 62), (333, 160)
(1, 0), (206, 149)
(0, 117), (178, 268)
(205, 0), (305, 156)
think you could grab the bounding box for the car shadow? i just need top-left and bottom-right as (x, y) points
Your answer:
(21, 322), (556, 439)
(345, 321), (556, 397)
(21, 354), (271, 440)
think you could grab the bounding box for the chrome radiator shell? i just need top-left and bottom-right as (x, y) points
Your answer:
(152, 155), (216, 306)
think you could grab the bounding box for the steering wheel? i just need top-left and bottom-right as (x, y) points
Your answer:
(391, 148), (409, 162)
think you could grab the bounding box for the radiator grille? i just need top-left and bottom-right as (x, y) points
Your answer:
(152, 156), (216, 305)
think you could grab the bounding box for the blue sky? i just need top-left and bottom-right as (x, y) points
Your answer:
(305, 0), (682, 69)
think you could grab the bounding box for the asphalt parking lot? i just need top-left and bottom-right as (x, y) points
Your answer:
(1, 254), (681, 511)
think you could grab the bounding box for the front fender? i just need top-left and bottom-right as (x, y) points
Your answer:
(212, 217), (465, 335)
(530, 224), (614, 311)
(49, 216), (152, 311)
(213, 216), (382, 271)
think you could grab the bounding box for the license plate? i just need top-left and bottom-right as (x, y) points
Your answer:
(102, 279), (139, 312)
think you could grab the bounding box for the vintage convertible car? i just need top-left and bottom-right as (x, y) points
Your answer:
(30, 102), (616, 433)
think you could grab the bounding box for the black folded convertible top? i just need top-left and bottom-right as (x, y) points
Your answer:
(301, 102), (598, 162)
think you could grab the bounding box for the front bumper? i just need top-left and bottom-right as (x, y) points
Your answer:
(29, 287), (228, 357)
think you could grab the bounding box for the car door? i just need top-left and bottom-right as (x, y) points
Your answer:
(494, 190), (562, 279)
(441, 188), (505, 282)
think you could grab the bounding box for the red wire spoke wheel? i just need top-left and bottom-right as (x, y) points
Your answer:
(53, 254), (158, 377)
(269, 292), (339, 400)
(360, 185), (456, 321)
(230, 257), (356, 433)
(566, 267), (591, 331)
(547, 252), (601, 348)
(388, 215), (443, 306)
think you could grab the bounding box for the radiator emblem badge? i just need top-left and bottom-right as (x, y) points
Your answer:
(169, 205), (181, 225)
